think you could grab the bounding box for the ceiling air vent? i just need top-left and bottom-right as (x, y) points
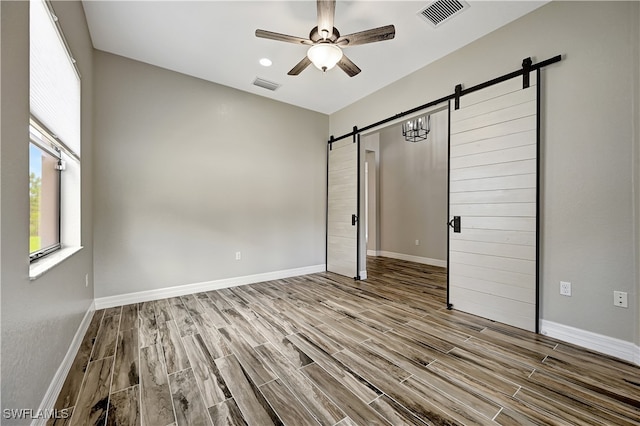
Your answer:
(253, 77), (281, 91)
(418, 0), (469, 28)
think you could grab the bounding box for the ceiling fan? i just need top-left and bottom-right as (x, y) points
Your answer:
(255, 0), (395, 77)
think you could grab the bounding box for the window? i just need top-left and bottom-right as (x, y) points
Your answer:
(29, 0), (81, 270)
(29, 124), (62, 260)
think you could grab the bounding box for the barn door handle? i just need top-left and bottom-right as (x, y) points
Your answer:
(352, 214), (358, 226)
(448, 216), (461, 233)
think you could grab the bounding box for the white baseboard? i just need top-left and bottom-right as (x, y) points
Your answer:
(367, 250), (378, 256)
(359, 270), (368, 280)
(33, 301), (96, 426)
(540, 319), (640, 366)
(376, 251), (447, 268)
(95, 264), (326, 309)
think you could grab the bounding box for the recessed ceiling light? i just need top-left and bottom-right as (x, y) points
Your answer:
(259, 58), (272, 67)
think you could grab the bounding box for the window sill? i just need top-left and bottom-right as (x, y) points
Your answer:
(29, 246), (83, 280)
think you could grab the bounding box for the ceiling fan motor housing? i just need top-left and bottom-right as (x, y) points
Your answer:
(309, 26), (340, 43)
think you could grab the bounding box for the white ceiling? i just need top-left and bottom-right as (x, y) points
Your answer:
(82, 1), (547, 114)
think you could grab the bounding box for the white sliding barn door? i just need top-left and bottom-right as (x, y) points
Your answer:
(327, 138), (359, 278)
(449, 73), (538, 332)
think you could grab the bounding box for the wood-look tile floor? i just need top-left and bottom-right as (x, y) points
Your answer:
(51, 257), (640, 426)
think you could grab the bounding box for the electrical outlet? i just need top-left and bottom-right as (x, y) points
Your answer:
(560, 281), (571, 296)
(85, 274), (89, 287)
(235, 251), (241, 261)
(415, 239), (420, 246)
(613, 291), (628, 308)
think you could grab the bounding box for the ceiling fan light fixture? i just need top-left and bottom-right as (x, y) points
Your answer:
(307, 43), (343, 72)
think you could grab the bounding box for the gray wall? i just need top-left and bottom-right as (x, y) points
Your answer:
(1, 0), (95, 415)
(331, 1), (640, 344)
(93, 51), (328, 298)
(377, 110), (448, 262)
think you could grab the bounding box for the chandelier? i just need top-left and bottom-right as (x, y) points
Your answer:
(402, 115), (430, 142)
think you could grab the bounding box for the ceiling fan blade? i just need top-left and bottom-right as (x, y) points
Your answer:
(317, 0), (336, 39)
(255, 29), (313, 45)
(336, 25), (395, 46)
(288, 56), (312, 76)
(337, 54), (361, 77)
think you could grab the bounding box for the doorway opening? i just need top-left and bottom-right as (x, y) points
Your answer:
(362, 107), (449, 279)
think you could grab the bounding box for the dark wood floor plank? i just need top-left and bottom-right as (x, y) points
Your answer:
(340, 344), (412, 384)
(459, 336), (539, 375)
(168, 297), (198, 337)
(91, 314), (120, 361)
(300, 323), (345, 355)
(218, 287), (249, 306)
(369, 395), (431, 426)
(494, 405), (561, 426)
(273, 298), (324, 328)
(401, 376), (496, 425)
(286, 333), (382, 404)
(138, 302), (158, 349)
(69, 356), (113, 426)
(553, 341), (640, 377)
(540, 354), (640, 407)
(169, 368), (212, 426)
(223, 306), (268, 347)
(46, 406), (74, 426)
(180, 294), (207, 317)
(218, 326), (275, 386)
(426, 358), (520, 400)
(316, 316), (372, 344)
(254, 343), (346, 425)
(158, 320), (191, 375)
(327, 345), (467, 425)
(153, 299), (173, 323)
(250, 314), (313, 368)
(120, 304), (139, 331)
(191, 313), (232, 360)
(529, 369), (640, 424)
(246, 303), (298, 336)
(194, 293), (230, 328)
(104, 307), (122, 317)
(363, 336), (439, 378)
(448, 345), (534, 380)
(54, 310), (104, 409)
(112, 328), (140, 393)
(404, 368), (502, 420)
(208, 398), (247, 426)
(181, 333), (232, 408)
(215, 355), (283, 426)
(301, 363), (390, 425)
(513, 386), (616, 426)
(107, 386), (141, 426)
(259, 379), (322, 426)
(389, 322), (458, 354)
(205, 290), (234, 311)
(139, 343), (175, 426)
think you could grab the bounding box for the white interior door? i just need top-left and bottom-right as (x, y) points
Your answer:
(449, 72), (538, 332)
(327, 138), (359, 278)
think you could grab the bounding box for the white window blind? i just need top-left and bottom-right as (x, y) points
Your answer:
(30, 0), (81, 157)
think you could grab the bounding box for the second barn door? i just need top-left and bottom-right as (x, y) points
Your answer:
(327, 136), (360, 279)
(448, 72), (538, 332)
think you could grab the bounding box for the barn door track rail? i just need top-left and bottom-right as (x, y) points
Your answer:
(327, 55), (562, 144)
